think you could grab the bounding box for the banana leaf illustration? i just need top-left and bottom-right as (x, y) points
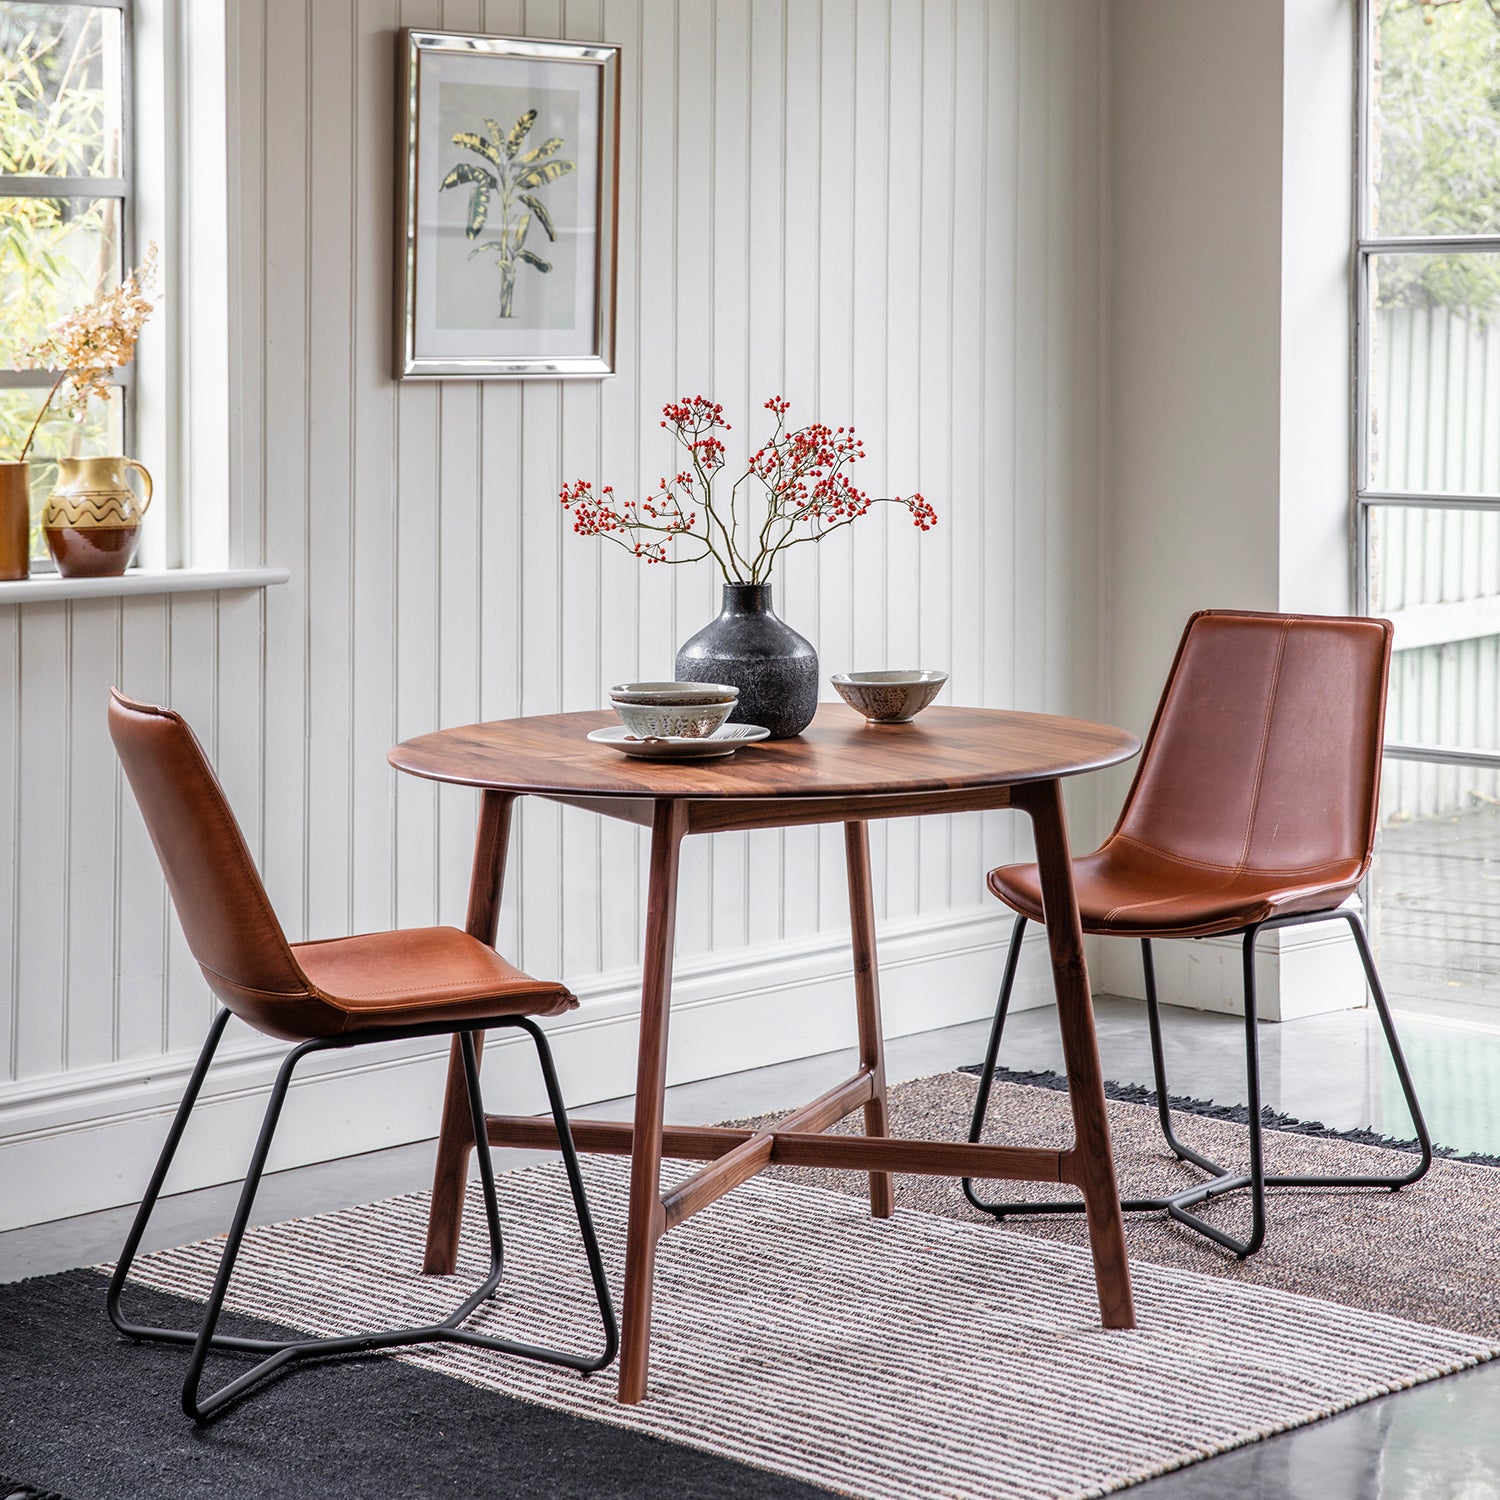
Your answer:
(440, 109), (575, 318)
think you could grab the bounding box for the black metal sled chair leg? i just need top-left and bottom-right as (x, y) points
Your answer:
(108, 1014), (618, 1423)
(960, 915), (1029, 1216)
(962, 908), (1434, 1258)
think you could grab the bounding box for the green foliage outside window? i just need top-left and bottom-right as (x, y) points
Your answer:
(1374, 0), (1500, 316)
(1, 5), (122, 552)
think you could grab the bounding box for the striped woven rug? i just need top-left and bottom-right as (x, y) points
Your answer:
(749, 1068), (1500, 1338)
(116, 1135), (1498, 1500)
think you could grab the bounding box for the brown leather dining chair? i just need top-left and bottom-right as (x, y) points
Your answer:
(106, 690), (617, 1420)
(964, 610), (1433, 1257)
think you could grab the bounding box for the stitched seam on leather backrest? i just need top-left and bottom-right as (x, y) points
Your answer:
(1111, 614), (1203, 843)
(1234, 619), (1293, 875)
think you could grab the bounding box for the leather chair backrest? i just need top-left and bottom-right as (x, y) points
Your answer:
(1113, 610), (1393, 878)
(109, 690), (324, 1038)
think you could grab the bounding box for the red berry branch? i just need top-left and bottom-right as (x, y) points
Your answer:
(559, 395), (935, 583)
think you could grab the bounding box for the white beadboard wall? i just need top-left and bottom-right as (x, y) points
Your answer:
(0, 0), (1108, 1229)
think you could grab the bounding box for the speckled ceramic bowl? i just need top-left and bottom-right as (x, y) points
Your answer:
(609, 681), (739, 738)
(609, 681), (740, 704)
(830, 670), (947, 724)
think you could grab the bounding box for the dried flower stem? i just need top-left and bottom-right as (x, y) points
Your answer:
(18, 371), (69, 464)
(14, 243), (159, 463)
(560, 395), (935, 583)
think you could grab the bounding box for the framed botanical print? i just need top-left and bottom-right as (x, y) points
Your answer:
(395, 30), (620, 379)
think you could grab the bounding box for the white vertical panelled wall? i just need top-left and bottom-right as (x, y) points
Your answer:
(0, 0), (1108, 1230)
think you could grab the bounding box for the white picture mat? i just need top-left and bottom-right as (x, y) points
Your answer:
(412, 48), (601, 362)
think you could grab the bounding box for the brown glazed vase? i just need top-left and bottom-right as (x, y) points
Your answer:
(0, 461), (29, 582)
(42, 455), (154, 578)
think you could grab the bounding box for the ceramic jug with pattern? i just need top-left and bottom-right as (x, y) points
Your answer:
(42, 455), (153, 578)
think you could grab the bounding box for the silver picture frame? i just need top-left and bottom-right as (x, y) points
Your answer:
(396, 29), (619, 380)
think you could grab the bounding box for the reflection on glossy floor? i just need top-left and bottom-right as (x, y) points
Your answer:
(1370, 800), (1500, 1029)
(3, 994), (1498, 1498)
(1007, 997), (1500, 1500)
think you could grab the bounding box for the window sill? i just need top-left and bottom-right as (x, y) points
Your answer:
(0, 567), (290, 605)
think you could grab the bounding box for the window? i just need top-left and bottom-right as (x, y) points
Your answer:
(1356, 0), (1500, 1024)
(0, 0), (133, 566)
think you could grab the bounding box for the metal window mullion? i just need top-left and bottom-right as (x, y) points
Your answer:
(1358, 489), (1500, 511)
(1359, 235), (1500, 256)
(1355, 250), (1372, 603)
(0, 176), (128, 199)
(1384, 743), (1500, 771)
(1354, 0), (1374, 614)
(1355, 490), (1370, 614)
(120, 0), (135, 463)
(1356, 0), (1373, 241)
(0, 368), (135, 388)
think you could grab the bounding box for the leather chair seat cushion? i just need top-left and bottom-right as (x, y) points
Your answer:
(290, 926), (578, 1031)
(989, 835), (1365, 939)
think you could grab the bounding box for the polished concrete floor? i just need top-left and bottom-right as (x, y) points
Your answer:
(1370, 801), (1500, 1028)
(4, 995), (1499, 1498)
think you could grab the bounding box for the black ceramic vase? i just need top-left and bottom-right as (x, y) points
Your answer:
(675, 583), (818, 738)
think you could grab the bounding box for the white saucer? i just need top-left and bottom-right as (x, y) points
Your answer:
(587, 723), (772, 760)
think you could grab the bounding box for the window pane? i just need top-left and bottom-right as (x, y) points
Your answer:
(1368, 504), (1500, 754)
(1366, 252), (1500, 494)
(1371, 775), (1500, 1027)
(0, 384), (123, 561)
(1370, 0), (1500, 239)
(0, 5), (124, 177)
(0, 194), (121, 366)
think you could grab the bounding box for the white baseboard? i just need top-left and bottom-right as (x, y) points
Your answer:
(1094, 904), (1369, 1022)
(0, 907), (1059, 1232)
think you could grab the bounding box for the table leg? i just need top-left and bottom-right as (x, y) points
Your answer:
(618, 798), (688, 1404)
(1018, 778), (1137, 1330)
(844, 821), (895, 1219)
(423, 790), (517, 1276)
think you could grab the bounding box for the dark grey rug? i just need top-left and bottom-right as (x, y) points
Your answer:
(0, 1269), (837, 1500)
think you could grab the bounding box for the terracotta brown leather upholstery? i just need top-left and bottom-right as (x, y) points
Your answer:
(108, 690), (575, 1041)
(989, 611), (1394, 938)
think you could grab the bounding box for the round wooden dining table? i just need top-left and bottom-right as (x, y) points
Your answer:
(390, 702), (1142, 1404)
